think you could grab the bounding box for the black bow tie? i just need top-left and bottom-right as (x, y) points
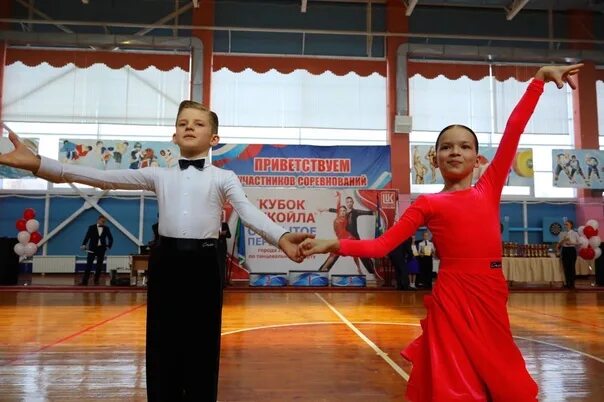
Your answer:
(179, 158), (205, 171)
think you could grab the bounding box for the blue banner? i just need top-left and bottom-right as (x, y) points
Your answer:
(212, 144), (391, 189)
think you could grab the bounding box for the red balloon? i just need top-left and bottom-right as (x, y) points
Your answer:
(23, 208), (36, 220)
(30, 232), (42, 244)
(583, 225), (598, 239)
(16, 219), (27, 231)
(579, 246), (595, 260)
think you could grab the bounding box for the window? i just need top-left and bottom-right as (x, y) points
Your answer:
(409, 69), (575, 199)
(211, 68), (387, 145)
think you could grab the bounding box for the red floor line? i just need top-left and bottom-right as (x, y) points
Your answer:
(4, 303), (147, 366)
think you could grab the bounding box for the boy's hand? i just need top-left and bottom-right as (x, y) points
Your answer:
(299, 238), (340, 256)
(536, 63), (583, 89)
(0, 131), (41, 172)
(278, 232), (315, 263)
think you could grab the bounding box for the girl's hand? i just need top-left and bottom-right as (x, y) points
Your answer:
(299, 238), (340, 256)
(536, 63), (583, 89)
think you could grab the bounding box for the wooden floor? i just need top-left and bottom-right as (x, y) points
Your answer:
(1, 285), (603, 401)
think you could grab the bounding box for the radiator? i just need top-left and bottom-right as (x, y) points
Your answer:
(106, 256), (131, 273)
(32, 256), (76, 273)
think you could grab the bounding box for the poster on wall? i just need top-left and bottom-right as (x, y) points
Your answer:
(0, 137), (39, 178)
(552, 149), (604, 189)
(58, 139), (181, 170)
(212, 144), (392, 189)
(223, 188), (398, 281)
(410, 144), (533, 187)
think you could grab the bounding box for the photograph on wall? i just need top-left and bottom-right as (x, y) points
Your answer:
(58, 139), (181, 170)
(552, 149), (604, 189)
(410, 144), (533, 187)
(0, 137), (39, 178)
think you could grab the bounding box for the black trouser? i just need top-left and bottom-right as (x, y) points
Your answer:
(82, 246), (107, 284)
(561, 247), (577, 289)
(217, 240), (228, 288)
(146, 236), (223, 402)
(388, 249), (409, 290)
(417, 255), (433, 289)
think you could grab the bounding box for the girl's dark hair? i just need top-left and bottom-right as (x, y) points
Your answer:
(435, 124), (479, 152)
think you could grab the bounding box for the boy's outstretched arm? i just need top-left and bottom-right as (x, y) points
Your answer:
(0, 131), (41, 173)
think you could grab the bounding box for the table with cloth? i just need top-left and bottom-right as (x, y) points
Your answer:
(502, 257), (564, 285)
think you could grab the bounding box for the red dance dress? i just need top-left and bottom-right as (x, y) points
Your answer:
(338, 80), (544, 401)
(334, 216), (355, 240)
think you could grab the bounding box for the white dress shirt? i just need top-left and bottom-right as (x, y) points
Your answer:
(97, 225), (103, 246)
(559, 229), (579, 248)
(38, 156), (287, 245)
(420, 240), (435, 256)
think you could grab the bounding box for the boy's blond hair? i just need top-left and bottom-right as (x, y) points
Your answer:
(176, 101), (219, 134)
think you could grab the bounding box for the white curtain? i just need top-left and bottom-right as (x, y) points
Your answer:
(409, 71), (575, 198)
(211, 68), (386, 131)
(410, 75), (492, 134)
(494, 78), (571, 135)
(3, 62), (189, 125)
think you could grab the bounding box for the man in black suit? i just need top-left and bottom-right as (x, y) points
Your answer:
(415, 231), (435, 290)
(389, 236), (412, 290)
(80, 215), (113, 285)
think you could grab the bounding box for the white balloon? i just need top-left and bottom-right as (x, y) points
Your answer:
(586, 219), (599, 230)
(595, 248), (602, 259)
(25, 219), (39, 233)
(24, 242), (38, 257)
(589, 235), (601, 249)
(13, 243), (26, 256)
(578, 236), (589, 248)
(578, 226), (585, 237)
(17, 231), (31, 245)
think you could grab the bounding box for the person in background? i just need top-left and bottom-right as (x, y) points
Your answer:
(80, 215), (113, 286)
(557, 219), (579, 289)
(408, 235), (420, 289)
(388, 236), (411, 290)
(415, 231), (436, 290)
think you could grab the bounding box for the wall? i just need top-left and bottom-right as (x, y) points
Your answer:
(0, 195), (576, 255)
(0, 195), (158, 256)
